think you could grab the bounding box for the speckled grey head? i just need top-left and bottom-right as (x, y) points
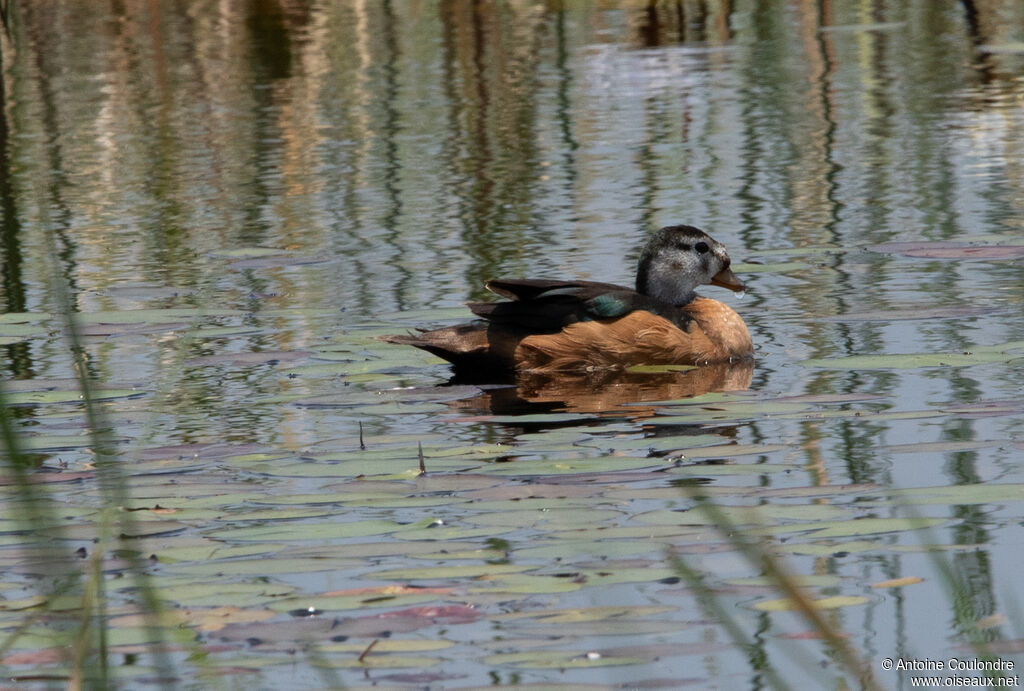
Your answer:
(636, 225), (744, 305)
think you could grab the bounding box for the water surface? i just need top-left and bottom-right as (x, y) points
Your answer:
(2, 1), (1024, 688)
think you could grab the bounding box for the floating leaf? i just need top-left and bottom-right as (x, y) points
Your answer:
(752, 595), (869, 612)
(469, 573), (583, 594)
(669, 462), (792, 476)
(578, 433), (724, 453)
(312, 655), (442, 670)
(507, 607), (672, 626)
(881, 440), (1005, 454)
(871, 577), (923, 589)
(370, 563), (533, 581)
(725, 575), (840, 588)
(782, 540), (879, 556)
(318, 639), (454, 653)
(166, 557), (359, 577)
(266, 592), (441, 614)
(637, 504), (848, 527)
(469, 507), (623, 529)
(800, 350), (1019, 370)
(109, 606), (276, 632)
(208, 519), (412, 542)
(514, 540), (667, 560)
(767, 516), (947, 539)
(883, 483), (1024, 506)
(2, 389), (145, 406)
(483, 650), (644, 668)
(138, 580), (297, 608)
(77, 308), (242, 324)
(672, 444), (790, 460)
(0, 321), (48, 344)
(399, 525), (517, 541)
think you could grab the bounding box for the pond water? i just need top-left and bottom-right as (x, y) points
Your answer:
(2, 1), (1024, 688)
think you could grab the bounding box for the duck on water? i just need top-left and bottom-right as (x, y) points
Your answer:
(385, 225), (753, 374)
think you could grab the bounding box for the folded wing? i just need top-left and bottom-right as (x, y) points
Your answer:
(469, 278), (655, 332)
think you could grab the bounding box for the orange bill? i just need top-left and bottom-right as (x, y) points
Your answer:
(710, 267), (745, 292)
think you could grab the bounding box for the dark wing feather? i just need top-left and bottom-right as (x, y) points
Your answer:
(469, 296), (585, 332)
(471, 278), (680, 332)
(485, 278), (626, 302)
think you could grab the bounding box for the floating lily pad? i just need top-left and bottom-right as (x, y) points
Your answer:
(77, 308), (242, 324)
(166, 557), (359, 578)
(370, 563), (534, 581)
(782, 540), (879, 556)
(481, 455), (662, 476)
(494, 605), (675, 623)
(725, 575), (840, 588)
(0, 321), (48, 344)
(637, 503), (848, 527)
(127, 580), (297, 608)
(313, 655), (442, 669)
(208, 519), (412, 542)
(883, 483), (1024, 506)
(267, 592), (441, 614)
(668, 462), (792, 476)
(398, 524), (517, 541)
(869, 241), (1024, 259)
(44, 520), (188, 540)
(109, 606), (276, 632)
(871, 577), (923, 589)
(468, 507), (623, 529)
(468, 573), (583, 594)
(762, 516), (948, 539)
(2, 389), (145, 406)
(751, 595), (870, 612)
(800, 350), (1022, 370)
(514, 540), (666, 560)
(153, 541), (284, 563)
(0, 312), (50, 323)
(671, 443), (790, 459)
(185, 350), (308, 367)
(578, 433), (724, 453)
(647, 401), (811, 424)
(482, 650), (645, 668)
(5, 434), (97, 452)
(881, 440), (1005, 454)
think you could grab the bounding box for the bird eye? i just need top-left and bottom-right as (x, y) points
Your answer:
(695, 242), (709, 254)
